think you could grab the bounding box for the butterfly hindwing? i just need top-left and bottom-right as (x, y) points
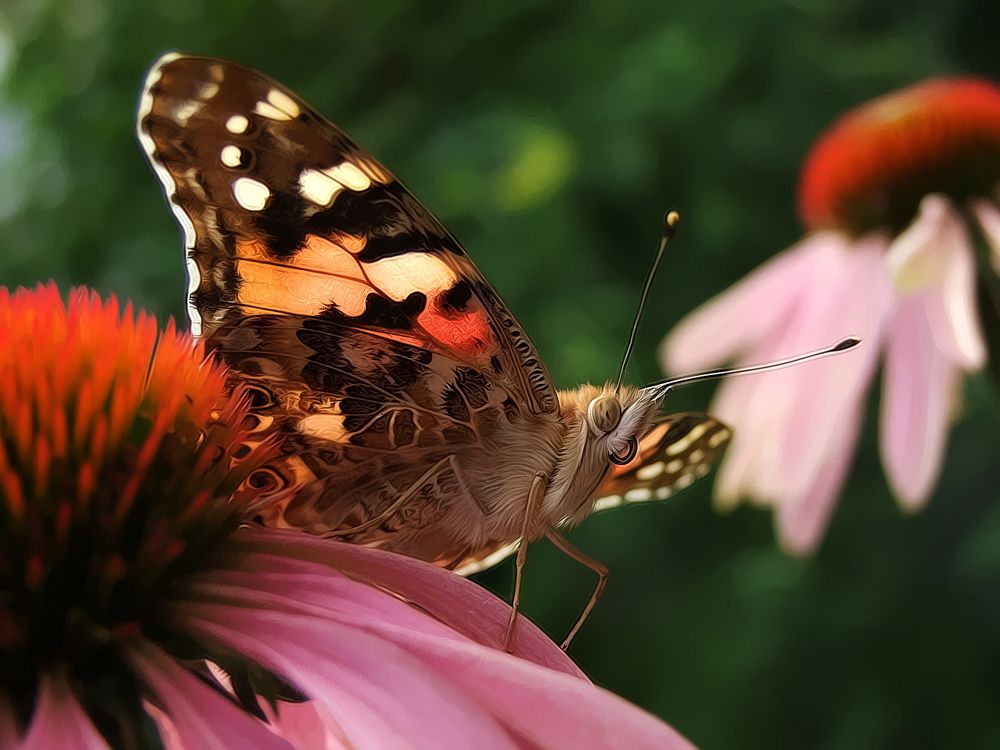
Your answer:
(592, 413), (731, 513)
(453, 414), (730, 576)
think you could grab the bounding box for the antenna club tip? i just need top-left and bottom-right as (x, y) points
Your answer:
(833, 336), (862, 352)
(663, 210), (681, 235)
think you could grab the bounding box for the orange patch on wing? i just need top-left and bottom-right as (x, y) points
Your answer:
(329, 233), (367, 256)
(235, 236), (376, 316)
(417, 295), (495, 360)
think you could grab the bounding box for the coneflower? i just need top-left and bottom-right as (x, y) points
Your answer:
(1, 284), (692, 749)
(662, 77), (997, 554)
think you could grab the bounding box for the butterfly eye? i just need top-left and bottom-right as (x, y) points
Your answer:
(608, 436), (638, 466)
(587, 395), (623, 435)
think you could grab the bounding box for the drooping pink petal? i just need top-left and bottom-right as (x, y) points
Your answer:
(671, 232), (856, 506)
(659, 232), (837, 374)
(175, 591), (693, 750)
(700, 232), (891, 523)
(226, 526), (583, 677)
(19, 674), (109, 750)
(126, 644), (294, 750)
(971, 197), (1000, 276)
(776, 405), (863, 555)
(760, 236), (891, 504)
(887, 194), (986, 369)
(879, 297), (958, 511)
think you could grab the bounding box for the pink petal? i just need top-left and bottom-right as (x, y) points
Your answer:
(886, 194), (956, 290)
(226, 526), (583, 678)
(203, 660), (350, 749)
(179, 554), (501, 651)
(879, 297), (958, 511)
(659, 232), (841, 374)
(176, 596), (692, 750)
(264, 700), (350, 750)
(703, 234), (890, 518)
(19, 674), (109, 750)
(350, 618), (695, 750)
(971, 197), (1000, 276)
(887, 195), (986, 369)
(126, 645), (294, 750)
(776, 405), (863, 555)
(760, 237), (891, 503)
(175, 602), (523, 750)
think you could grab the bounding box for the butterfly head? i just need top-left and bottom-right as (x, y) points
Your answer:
(584, 390), (658, 466)
(549, 384), (661, 523)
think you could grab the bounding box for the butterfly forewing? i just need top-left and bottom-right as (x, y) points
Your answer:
(592, 413), (731, 513)
(138, 53), (555, 412)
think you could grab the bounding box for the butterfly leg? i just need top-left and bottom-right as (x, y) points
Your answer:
(325, 456), (451, 539)
(503, 472), (547, 653)
(545, 531), (608, 650)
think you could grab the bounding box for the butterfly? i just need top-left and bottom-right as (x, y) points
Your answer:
(137, 53), (786, 650)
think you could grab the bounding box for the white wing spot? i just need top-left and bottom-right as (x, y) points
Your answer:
(233, 177), (270, 211)
(665, 459), (683, 474)
(655, 486), (673, 499)
(220, 145), (243, 168)
(267, 88), (301, 117)
(689, 448), (705, 464)
(688, 423), (708, 442)
(226, 115), (249, 134)
(299, 168), (344, 206)
(636, 462), (665, 481)
(254, 100), (290, 120)
(665, 435), (691, 456)
(174, 100), (202, 124)
(197, 81), (220, 100)
(254, 88), (301, 121)
(625, 488), (653, 502)
(675, 473), (694, 490)
(326, 162), (372, 191)
(709, 429), (730, 448)
(694, 463), (710, 478)
(298, 162), (373, 206)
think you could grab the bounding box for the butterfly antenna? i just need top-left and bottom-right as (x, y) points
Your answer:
(614, 210), (681, 392)
(642, 336), (862, 402)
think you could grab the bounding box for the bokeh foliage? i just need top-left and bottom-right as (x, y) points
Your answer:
(1, 1), (998, 746)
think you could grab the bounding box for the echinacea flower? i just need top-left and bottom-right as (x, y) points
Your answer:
(661, 77), (999, 554)
(0, 284), (693, 749)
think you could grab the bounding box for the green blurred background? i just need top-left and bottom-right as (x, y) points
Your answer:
(1, 1), (998, 747)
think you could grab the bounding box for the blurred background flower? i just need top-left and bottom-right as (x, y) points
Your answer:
(0, 2), (998, 747)
(662, 78), (999, 553)
(0, 285), (691, 749)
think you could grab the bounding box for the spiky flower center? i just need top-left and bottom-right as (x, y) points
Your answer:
(0, 285), (269, 733)
(798, 77), (1000, 234)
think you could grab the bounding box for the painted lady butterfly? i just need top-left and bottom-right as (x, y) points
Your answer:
(137, 54), (854, 648)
